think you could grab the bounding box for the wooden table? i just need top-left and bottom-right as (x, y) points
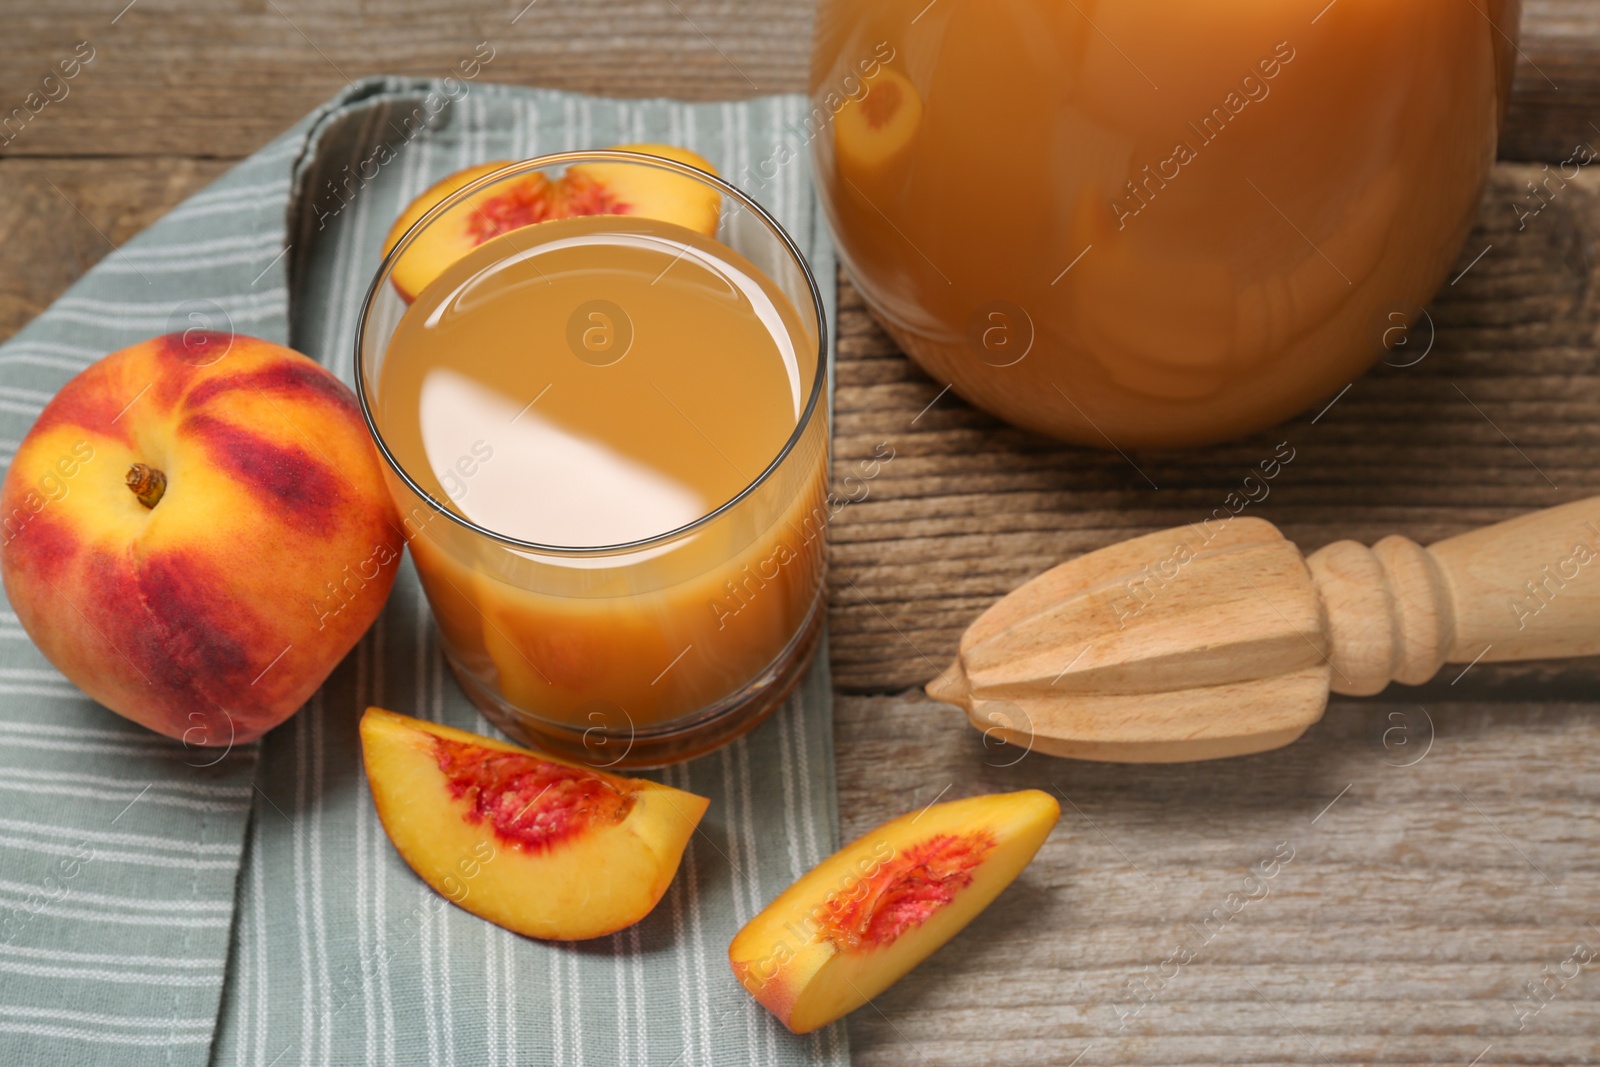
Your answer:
(5, 2), (1600, 1063)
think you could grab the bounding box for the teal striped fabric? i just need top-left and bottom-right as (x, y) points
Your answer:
(0, 78), (845, 1066)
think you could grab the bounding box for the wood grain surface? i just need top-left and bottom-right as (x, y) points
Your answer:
(838, 690), (1600, 1066)
(3, 1), (1600, 1064)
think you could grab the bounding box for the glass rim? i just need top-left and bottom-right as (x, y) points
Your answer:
(354, 149), (829, 558)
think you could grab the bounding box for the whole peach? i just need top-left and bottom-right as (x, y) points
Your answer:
(0, 333), (402, 745)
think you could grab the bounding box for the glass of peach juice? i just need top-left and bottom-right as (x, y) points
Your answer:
(356, 152), (828, 768)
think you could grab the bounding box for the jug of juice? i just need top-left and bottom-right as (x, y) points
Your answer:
(809, 0), (1520, 447)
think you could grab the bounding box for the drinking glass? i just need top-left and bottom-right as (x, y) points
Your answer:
(357, 152), (829, 767)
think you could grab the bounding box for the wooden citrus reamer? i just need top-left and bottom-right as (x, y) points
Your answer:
(926, 499), (1600, 762)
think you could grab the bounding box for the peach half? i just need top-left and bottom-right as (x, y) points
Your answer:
(381, 143), (723, 301)
(729, 789), (1059, 1033)
(834, 66), (923, 179)
(359, 706), (710, 940)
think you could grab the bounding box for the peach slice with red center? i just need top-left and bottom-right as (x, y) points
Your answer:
(360, 705), (710, 940)
(729, 789), (1059, 1033)
(834, 66), (923, 178)
(381, 143), (723, 301)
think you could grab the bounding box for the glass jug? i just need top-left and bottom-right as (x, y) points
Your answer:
(810, 0), (1520, 447)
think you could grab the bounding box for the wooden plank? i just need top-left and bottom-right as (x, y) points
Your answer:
(1502, 0), (1600, 162)
(837, 689), (1600, 1065)
(825, 165), (1600, 695)
(0, 0), (811, 160)
(0, 157), (229, 341)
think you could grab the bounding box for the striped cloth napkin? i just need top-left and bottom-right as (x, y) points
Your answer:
(0, 77), (846, 1067)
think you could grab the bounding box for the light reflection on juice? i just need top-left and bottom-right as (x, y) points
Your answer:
(811, 0), (1519, 446)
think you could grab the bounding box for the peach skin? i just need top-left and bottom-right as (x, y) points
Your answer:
(729, 789), (1060, 1033)
(382, 143), (723, 301)
(0, 333), (401, 745)
(360, 706), (710, 940)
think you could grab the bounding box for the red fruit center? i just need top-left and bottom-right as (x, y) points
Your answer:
(466, 173), (630, 246)
(860, 78), (903, 131)
(431, 735), (634, 852)
(818, 830), (996, 950)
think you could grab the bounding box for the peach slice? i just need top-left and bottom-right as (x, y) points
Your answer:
(729, 789), (1059, 1033)
(834, 66), (923, 178)
(382, 143), (722, 301)
(359, 705), (710, 940)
